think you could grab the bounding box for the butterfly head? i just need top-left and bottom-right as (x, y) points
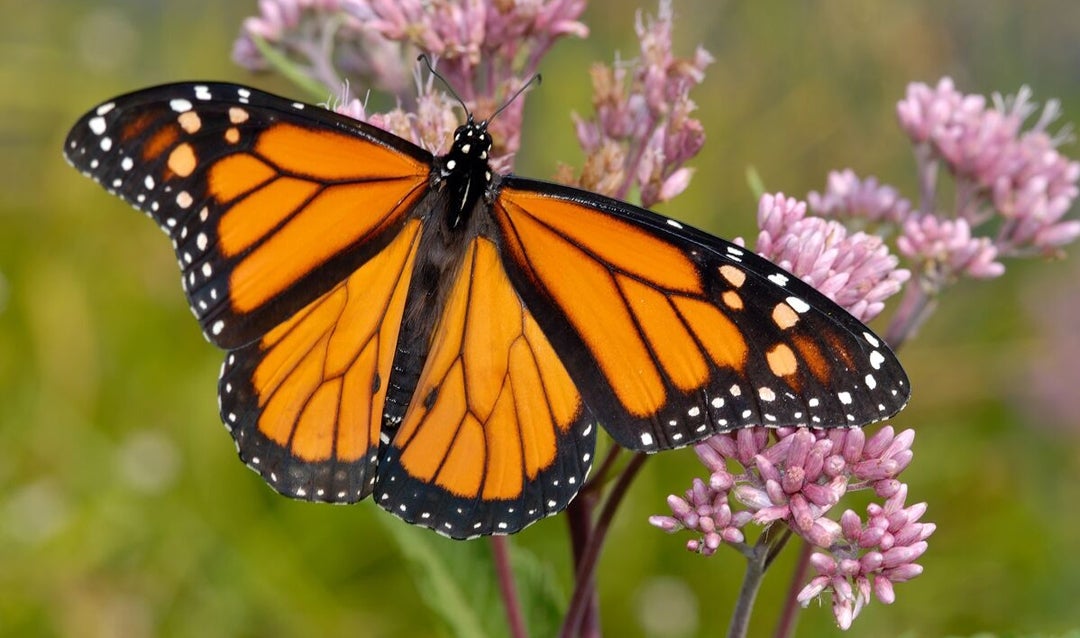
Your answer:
(447, 117), (493, 166)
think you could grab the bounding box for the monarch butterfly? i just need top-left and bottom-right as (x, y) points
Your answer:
(64, 80), (908, 539)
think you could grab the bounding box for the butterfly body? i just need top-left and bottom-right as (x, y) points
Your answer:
(65, 82), (909, 538)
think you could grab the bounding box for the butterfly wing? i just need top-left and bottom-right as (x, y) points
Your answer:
(492, 178), (909, 452)
(220, 220), (423, 502)
(63, 82), (432, 350)
(375, 237), (596, 538)
(64, 83), (439, 501)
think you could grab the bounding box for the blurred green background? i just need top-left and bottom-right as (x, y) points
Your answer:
(3, 0), (1080, 636)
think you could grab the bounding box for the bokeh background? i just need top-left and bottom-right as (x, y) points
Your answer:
(3, 1), (1080, 636)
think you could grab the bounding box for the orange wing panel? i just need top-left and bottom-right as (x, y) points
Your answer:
(499, 190), (702, 293)
(255, 122), (427, 181)
(394, 238), (583, 501)
(228, 178), (425, 314)
(218, 177), (321, 256)
(496, 198), (667, 417)
(247, 220), (421, 463)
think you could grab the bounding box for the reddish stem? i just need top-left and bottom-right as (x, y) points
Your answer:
(490, 536), (529, 638)
(560, 452), (648, 638)
(773, 540), (812, 638)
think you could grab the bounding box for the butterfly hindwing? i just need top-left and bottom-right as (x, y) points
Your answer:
(63, 82), (432, 349)
(493, 179), (908, 451)
(220, 220), (423, 502)
(375, 237), (596, 538)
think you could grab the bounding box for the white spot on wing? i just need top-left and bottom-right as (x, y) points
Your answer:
(786, 296), (811, 313)
(768, 273), (789, 286)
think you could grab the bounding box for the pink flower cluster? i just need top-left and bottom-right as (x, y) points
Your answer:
(897, 214), (1004, 284)
(650, 426), (932, 628)
(799, 78), (1080, 302)
(753, 193), (910, 323)
(233, 0), (590, 169)
(896, 77), (1080, 256)
(796, 484), (933, 630)
(809, 169), (912, 225)
(564, 0), (713, 207)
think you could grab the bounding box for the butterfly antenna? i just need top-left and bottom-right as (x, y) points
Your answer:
(489, 73), (542, 124)
(417, 54), (470, 118)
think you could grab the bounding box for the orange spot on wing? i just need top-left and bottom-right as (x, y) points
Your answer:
(719, 264), (746, 288)
(722, 290), (744, 310)
(772, 302), (799, 330)
(167, 143), (197, 178)
(177, 111), (201, 134)
(792, 335), (830, 383)
(142, 123), (180, 162)
(767, 343), (798, 377)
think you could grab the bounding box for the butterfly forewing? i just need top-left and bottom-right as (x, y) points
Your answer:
(63, 82), (431, 349)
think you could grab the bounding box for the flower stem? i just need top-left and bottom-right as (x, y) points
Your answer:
(490, 536), (529, 638)
(560, 452), (649, 638)
(728, 534), (771, 638)
(884, 281), (936, 349)
(567, 483), (600, 637)
(773, 540), (813, 638)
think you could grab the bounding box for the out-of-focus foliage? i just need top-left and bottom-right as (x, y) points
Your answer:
(2, 1), (1078, 636)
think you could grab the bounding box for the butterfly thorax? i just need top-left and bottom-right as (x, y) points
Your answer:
(436, 118), (494, 230)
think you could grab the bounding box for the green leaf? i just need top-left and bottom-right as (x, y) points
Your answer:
(377, 515), (491, 637)
(379, 515), (568, 638)
(249, 34), (335, 102)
